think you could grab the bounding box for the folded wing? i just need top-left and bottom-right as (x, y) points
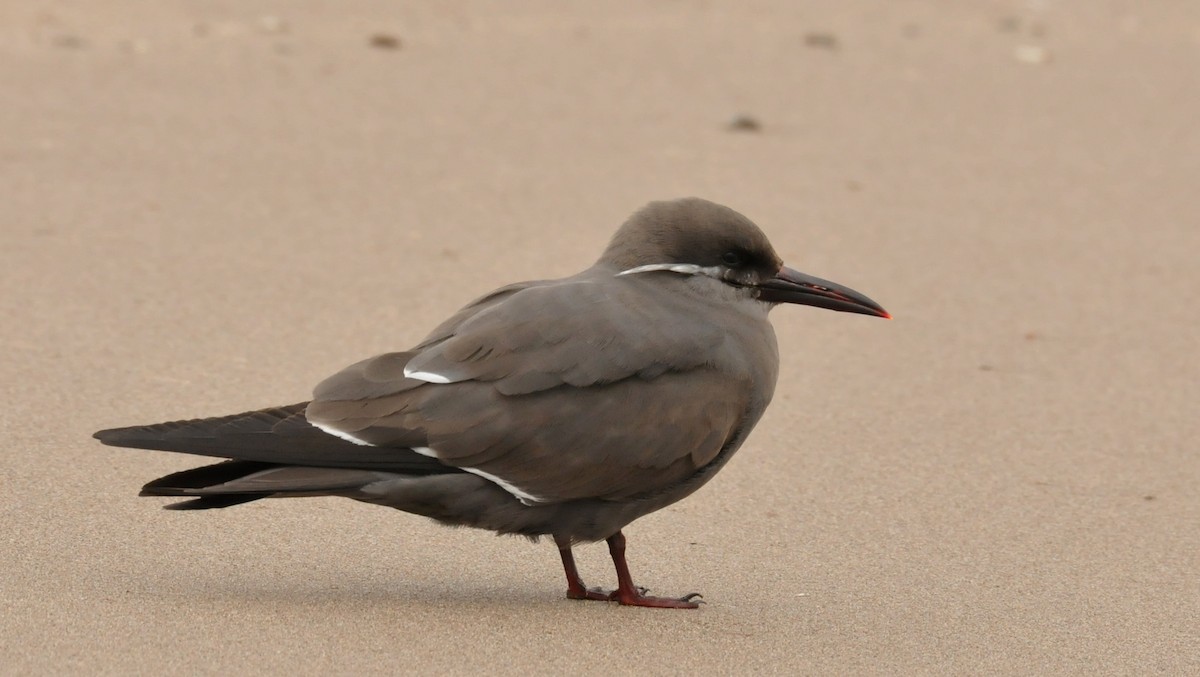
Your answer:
(306, 274), (753, 504)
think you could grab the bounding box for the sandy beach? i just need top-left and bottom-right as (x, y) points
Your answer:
(2, 1), (1197, 674)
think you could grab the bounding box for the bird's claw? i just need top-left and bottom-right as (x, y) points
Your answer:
(567, 585), (702, 608)
(604, 586), (649, 600)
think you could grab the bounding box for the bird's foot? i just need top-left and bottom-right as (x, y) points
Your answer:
(567, 583), (647, 601)
(568, 584), (702, 609)
(560, 532), (703, 608)
(609, 587), (704, 609)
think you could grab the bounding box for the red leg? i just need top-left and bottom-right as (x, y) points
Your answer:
(556, 535), (609, 601)
(604, 530), (703, 609)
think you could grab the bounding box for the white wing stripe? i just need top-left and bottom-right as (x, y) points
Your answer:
(311, 422), (374, 446)
(412, 445), (545, 505)
(460, 466), (547, 506)
(403, 366), (452, 384)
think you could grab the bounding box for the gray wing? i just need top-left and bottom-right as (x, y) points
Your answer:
(306, 274), (751, 504)
(403, 276), (727, 395)
(307, 370), (748, 503)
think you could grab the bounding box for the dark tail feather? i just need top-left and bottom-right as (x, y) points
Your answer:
(95, 403), (458, 475)
(163, 494), (270, 510)
(139, 459), (392, 511)
(141, 460), (277, 510)
(141, 460), (278, 495)
(97, 403), (461, 509)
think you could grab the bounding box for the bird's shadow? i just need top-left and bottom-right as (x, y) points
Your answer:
(127, 567), (559, 613)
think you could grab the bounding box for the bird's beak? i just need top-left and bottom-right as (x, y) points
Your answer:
(755, 267), (891, 318)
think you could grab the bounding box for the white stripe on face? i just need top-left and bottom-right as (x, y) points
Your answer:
(615, 263), (722, 278)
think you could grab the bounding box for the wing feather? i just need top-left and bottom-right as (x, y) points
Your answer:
(94, 403), (450, 475)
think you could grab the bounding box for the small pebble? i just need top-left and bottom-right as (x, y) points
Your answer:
(803, 32), (839, 50)
(369, 33), (402, 50)
(50, 34), (87, 49)
(727, 115), (762, 133)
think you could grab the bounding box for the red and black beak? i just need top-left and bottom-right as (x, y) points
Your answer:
(755, 267), (891, 319)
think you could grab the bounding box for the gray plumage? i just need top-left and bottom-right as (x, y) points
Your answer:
(95, 197), (889, 608)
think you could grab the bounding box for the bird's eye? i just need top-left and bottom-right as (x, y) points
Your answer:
(721, 250), (744, 267)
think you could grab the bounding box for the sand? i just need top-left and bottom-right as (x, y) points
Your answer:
(2, 1), (1198, 674)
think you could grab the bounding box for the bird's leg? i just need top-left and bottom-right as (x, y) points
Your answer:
(555, 535), (609, 601)
(604, 530), (703, 609)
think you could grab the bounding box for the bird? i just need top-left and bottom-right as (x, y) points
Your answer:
(94, 197), (889, 609)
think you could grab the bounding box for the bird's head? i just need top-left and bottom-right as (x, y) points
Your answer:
(600, 198), (891, 319)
